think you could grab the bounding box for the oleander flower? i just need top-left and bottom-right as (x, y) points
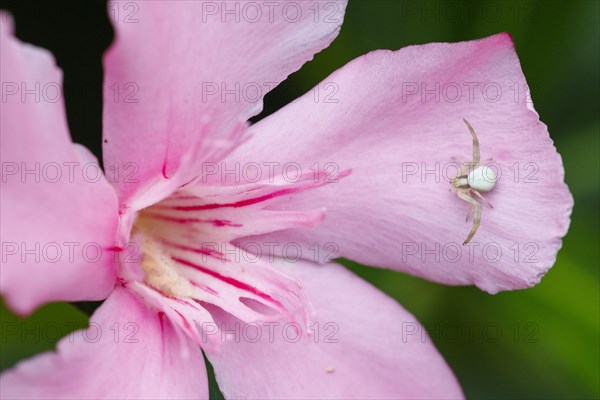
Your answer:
(0, 1), (572, 399)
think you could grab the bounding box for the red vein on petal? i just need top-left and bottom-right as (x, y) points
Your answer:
(157, 169), (351, 211)
(157, 311), (166, 344)
(151, 286), (203, 310)
(172, 256), (285, 311)
(190, 281), (220, 296)
(143, 212), (243, 227)
(160, 187), (303, 211)
(159, 239), (227, 261)
(171, 308), (192, 330)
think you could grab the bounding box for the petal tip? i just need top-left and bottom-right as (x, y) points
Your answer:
(499, 31), (515, 47)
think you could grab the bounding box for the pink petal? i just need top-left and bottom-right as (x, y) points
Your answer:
(0, 13), (119, 313)
(0, 287), (208, 399)
(102, 0), (348, 209)
(227, 33), (573, 293)
(206, 260), (463, 399)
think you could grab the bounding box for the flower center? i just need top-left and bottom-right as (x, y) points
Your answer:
(117, 168), (349, 347)
(135, 232), (196, 298)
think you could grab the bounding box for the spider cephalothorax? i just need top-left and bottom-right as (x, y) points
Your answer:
(452, 119), (497, 245)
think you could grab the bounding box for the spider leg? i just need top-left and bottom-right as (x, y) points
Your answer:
(466, 203), (473, 222)
(457, 190), (481, 245)
(471, 189), (493, 208)
(451, 157), (465, 170)
(463, 118), (480, 165)
(451, 157), (476, 177)
(451, 157), (467, 176)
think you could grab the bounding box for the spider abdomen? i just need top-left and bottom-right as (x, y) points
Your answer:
(468, 166), (497, 192)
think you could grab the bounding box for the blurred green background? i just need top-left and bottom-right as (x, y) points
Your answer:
(1, 0), (598, 398)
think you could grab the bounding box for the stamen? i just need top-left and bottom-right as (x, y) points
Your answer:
(139, 236), (195, 298)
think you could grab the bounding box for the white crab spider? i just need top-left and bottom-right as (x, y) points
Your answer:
(452, 119), (496, 245)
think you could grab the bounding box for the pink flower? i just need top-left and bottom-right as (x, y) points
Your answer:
(0, 1), (572, 399)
